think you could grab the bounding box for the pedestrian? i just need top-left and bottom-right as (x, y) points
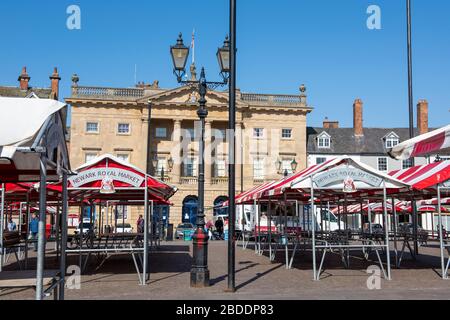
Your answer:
(215, 217), (224, 239)
(29, 213), (39, 251)
(7, 217), (17, 232)
(137, 215), (144, 233)
(206, 220), (214, 240)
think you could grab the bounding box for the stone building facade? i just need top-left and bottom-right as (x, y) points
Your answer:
(66, 72), (313, 225)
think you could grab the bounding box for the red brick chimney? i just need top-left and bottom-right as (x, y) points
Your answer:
(353, 99), (364, 136)
(417, 99), (429, 135)
(18, 67), (30, 90)
(323, 117), (339, 129)
(50, 67), (61, 100)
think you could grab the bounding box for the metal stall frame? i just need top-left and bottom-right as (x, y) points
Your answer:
(437, 184), (450, 279)
(310, 176), (392, 281)
(66, 183), (155, 286)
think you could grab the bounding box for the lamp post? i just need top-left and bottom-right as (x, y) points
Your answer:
(406, 0), (419, 255)
(170, 33), (230, 288)
(276, 158), (298, 177)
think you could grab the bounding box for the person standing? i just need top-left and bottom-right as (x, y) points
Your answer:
(7, 217), (17, 232)
(137, 215), (144, 233)
(215, 217), (224, 239)
(29, 213), (39, 251)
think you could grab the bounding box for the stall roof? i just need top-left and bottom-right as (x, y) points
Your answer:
(0, 97), (70, 182)
(63, 154), (177, 204)
(389, 124), (450, 160)
(388, 161), (450, 190)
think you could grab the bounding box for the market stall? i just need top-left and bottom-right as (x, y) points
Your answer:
(59, 154), (177, 285)
(0, 97), (70, 300)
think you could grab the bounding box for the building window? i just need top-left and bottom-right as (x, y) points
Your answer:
(378, 157), (388, 171)
(184, 128), (196, 141)
(85, 152), (98, 163)
(253, 159), (265, 180)
(115, 205), (128, 220)
(215, 160), (227, 177)
(316, 157), (327, 165)
(214, 128), (227, 141)
(183, 158), (197, 177)
(86, 122), (99, 133)
(117, 123), (130, 134)
(253, 128), (264, 138)
(282, 129), (292, 139)
(402, 159), (414, 169)
(317, 133), (331, 149)
(156, 157), (167, 174)
(155, 127), (167, 138)
(116, 153), (130, 163)
(385, 134), (400, 149)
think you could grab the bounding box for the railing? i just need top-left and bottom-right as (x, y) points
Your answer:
(180, 177), (198, 185)
(211, 177), (228, 185)
(241, 93), (305, 106)
(71, 86), (144, 100)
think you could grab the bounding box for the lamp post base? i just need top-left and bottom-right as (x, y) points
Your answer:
(190, 228), (210, 288)
(190, 268), (210, 288)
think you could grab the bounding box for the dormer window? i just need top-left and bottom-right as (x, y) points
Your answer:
(317, 132), (331, 149)
(385, 132), (400, 149)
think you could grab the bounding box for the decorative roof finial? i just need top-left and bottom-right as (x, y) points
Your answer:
(71, 74), (80, 87)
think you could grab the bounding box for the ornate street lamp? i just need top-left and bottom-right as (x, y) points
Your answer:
(291, 158), (298, 173)
(170, 33), (229, 288)
(170, 33), (190, 82)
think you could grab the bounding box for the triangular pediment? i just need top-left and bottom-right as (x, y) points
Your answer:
(138, 86), (245, 107)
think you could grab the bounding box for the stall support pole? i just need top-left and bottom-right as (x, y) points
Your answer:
(368, 200), (372, 233)
(142, 183), (149, 285)
(284, 192), (289, 269)
(0, 184), (5, 272)
(383, 181), (391, 280)
(59, 172), (69, 300)
(437, 185), (447, 279)
(311, 178), (317, 280)
(392, 197), (398, 266)
(253, 200), (258, 254)
(412, 196), (419, 256)
(257, 201), (261, 255)
(36, 155), (47, 300)
(268, 198), (272, 261)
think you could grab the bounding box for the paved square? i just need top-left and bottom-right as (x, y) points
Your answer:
(1, 240), (449, 300)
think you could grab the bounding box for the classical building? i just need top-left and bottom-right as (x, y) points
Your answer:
(307, 99), (434, 171)
(66, 70), (313, 225)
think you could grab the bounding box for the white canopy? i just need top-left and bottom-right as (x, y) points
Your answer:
(290, 156), (409, 191)
(389, 124), (450, 160)
(0, 97), (69, 182)
(0, 97), (66, 147)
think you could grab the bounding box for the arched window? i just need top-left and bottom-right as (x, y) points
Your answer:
(213, 196), (229, 217)
(182, 196), (198, 225)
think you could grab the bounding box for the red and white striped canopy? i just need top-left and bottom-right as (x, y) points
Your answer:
(331, 200), (408, 214)
(389, 124), (450, 160)
(388, 160), (450, 190)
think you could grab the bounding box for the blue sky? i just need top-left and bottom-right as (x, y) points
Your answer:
(0, 0), (449, 128)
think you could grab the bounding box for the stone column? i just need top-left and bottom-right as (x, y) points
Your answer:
(172, 120), (182, 184)
(205, 120), (212, 185)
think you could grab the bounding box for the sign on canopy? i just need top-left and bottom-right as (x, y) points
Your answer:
(69, 167), (144, 188)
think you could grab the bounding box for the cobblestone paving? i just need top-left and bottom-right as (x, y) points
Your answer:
(1, 241), (449, 300)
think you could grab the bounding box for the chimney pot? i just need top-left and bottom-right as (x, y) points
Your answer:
(18, 66), (31, 90)
(323, 118), (339, 129)
(50, 67), (61, 100)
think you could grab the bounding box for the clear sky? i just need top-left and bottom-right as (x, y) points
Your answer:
(0, 0), (449, 128)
